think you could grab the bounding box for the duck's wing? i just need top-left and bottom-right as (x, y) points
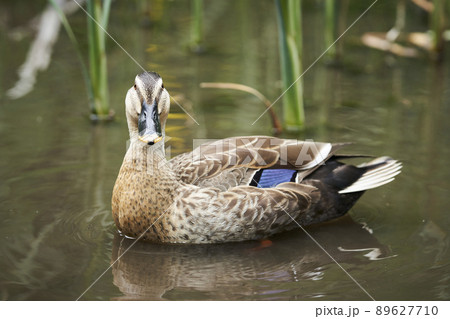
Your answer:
(169, 136), (346, 186)
(170, 181), (320, 243)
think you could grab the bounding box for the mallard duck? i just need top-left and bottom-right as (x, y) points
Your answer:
(112, 71), (402, 244)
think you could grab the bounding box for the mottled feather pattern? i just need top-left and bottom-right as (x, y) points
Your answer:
(164, 183), (314, 243)
(170, 136), (332, 185)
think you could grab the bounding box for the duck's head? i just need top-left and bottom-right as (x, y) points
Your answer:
(125, 71), (170, 145)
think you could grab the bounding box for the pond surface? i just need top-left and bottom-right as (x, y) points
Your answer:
(0, 1), (449, 300)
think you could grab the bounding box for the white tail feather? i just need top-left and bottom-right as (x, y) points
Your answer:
(339, 158), (402, 194)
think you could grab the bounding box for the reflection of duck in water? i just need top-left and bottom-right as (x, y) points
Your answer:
(112, 71), (402, 243)
(111, 216), (394, 300)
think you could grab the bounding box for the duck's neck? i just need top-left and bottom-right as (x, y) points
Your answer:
(124, 137), (173, 176)
(121, 137), (180, 212)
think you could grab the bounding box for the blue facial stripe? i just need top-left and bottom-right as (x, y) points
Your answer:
(254, 169), (297, 188)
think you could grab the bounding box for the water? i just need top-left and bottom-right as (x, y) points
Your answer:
(0, 1), (449, 300)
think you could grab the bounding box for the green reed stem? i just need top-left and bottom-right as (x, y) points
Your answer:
(87, 0), (111, 117)
(190, 0), (204, 52)
(430, 0), (446, 61)
(324, 0), (336, 59)
(49, 0), (111, 119)
(275, 0), (304, 131)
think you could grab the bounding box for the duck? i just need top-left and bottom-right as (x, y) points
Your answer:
(112, 71), (402, 244)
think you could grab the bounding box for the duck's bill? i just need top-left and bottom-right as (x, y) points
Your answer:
(138, 133), (163, 145)
(138, 99), (163, 145)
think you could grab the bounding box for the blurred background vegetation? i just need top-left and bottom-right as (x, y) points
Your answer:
(4, 0), (449, 130)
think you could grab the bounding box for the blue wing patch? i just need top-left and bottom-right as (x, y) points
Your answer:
(250, 169), (297, 188)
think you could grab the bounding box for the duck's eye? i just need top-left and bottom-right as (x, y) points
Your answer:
(161, 84), (164, 89)
(134, 84), (137, 90)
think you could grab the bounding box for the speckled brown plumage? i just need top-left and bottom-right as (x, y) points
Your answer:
(112, 71), (402, 244)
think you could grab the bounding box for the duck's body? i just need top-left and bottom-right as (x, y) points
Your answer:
(112, 72), (401, 244)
